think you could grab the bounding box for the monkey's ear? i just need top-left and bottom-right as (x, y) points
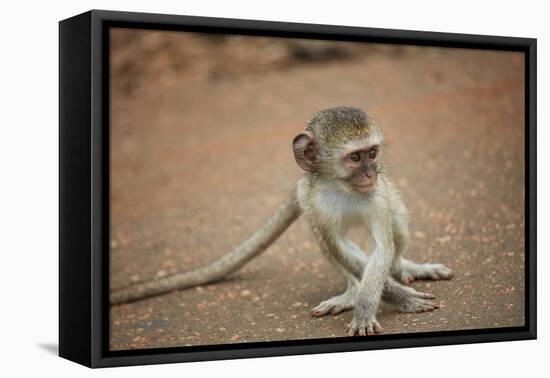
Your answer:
(292, 131), (320, 172)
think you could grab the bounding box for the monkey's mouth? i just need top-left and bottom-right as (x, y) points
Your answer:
(353, 182), (375, 193)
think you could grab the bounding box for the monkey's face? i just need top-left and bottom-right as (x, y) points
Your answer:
(293, 108), (384, 194)
(293, 129), (382, 194)
(342, 145), (379, 193)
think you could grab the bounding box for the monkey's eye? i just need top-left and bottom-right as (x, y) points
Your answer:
(350, 152), (361, 162)
(368, 149), (377, 160)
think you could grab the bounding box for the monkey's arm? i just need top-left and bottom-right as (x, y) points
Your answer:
(110, 191), (301, 305)
(348, 219), (395, 336)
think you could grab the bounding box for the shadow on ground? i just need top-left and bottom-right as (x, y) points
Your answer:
(38, 343), (58, 355)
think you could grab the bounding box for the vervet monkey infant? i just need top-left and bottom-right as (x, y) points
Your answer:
(111, 107), (452, 336)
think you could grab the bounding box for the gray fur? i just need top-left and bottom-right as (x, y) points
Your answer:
(297, 107), (452, 335)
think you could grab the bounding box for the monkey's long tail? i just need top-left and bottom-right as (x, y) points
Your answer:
(110, 191), (302, 305)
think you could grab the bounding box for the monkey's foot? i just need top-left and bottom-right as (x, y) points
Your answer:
(400, 263), (453, 285)
(348, 316), (382, 336)
(385, 284), (439, 313)
(394, 293), (439, 313)
(311, 291), (356, 317)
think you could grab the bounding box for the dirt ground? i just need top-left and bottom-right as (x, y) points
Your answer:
(109, 30), (525, 351)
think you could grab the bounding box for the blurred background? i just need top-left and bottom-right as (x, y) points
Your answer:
(109, 28), (525, 351)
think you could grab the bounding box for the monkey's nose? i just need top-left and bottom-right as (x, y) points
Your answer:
(365, 171), (372, 178)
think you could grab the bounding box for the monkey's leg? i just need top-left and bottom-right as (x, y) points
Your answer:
(344, 240), (438, 312)
(398, 258), (453, 284)
(391, 218), (453, 284)
(312, 240), (438, 317)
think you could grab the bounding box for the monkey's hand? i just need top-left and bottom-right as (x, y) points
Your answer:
(348, 298), (382, 336)
(348, 313), (382, 336)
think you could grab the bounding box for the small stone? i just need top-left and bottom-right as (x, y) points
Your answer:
(414, 231), (427, 239)
(301, 240), (313, 249)
(240, 290), (251, 297)
(230, 335), (240, 341)
(156, 269), (167, 278)
(436, 235), (451, 244)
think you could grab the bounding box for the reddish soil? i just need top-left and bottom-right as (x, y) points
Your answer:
(109, 30), (525, 350)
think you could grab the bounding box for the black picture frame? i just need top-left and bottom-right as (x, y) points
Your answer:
(59, 9), (537, 368)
